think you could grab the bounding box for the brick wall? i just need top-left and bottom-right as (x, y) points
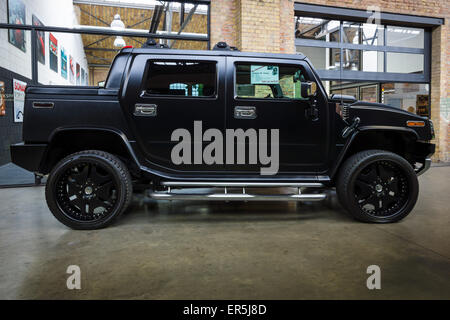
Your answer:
(211, 0), (295, 53)
(210, 0), (450, 162)
(210, 0), (239, 47)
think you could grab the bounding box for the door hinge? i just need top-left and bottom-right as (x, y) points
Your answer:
(305, 99), (319, 121)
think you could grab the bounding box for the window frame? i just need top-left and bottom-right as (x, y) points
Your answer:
(141, 58), (219, 100)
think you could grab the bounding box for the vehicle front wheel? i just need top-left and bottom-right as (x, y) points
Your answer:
(45, 150), (132, 229)
(336, 150), (419, 223)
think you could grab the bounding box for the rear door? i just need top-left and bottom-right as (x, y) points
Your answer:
(225, 57), (329, 175)
(124, 54), (226, 172)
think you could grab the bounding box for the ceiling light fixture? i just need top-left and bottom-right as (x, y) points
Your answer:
(111, 14), (126, 47)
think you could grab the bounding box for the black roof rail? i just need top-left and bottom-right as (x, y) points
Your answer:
(213, 41), (239, 51)
(142, 39), (169, 49)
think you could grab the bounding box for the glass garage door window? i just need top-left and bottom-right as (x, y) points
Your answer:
(386, 26), (424, 49)
(386, 53), (424, 74)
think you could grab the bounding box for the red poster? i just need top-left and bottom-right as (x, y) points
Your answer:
(0, 81), (5, 116)
(76, 62), (80, 85)
(49, 33), (58, 72)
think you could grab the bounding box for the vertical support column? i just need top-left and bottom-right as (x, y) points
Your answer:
(30, 28), (38, 85)
(207, 3), (211, 50)
(430, 22), (449, 162)
(339, 22), (343, 83)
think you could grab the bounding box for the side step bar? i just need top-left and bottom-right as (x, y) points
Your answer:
(150, 181), (326, 202)
(149, 192), (326, 202)
(161, 181), (324, 188)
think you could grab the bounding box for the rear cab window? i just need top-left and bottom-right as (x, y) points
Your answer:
(144, 60), (217, 97)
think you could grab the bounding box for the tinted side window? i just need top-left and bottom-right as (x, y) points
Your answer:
(145, 60), (216, 97)
(235, 63), (309, 100)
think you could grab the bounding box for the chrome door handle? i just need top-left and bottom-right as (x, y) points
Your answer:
(32, 101), (54, 108)
(234, 106), (256, 119)
(134, 104), (157, 117)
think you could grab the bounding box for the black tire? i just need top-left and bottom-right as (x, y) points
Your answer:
(336, 150), (418, 223)
(45, 150), (133, 229)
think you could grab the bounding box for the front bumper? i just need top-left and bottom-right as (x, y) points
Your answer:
(414, 142), (435, 176)
(10, 143), (47, 173)
(416, 158), (431, 176)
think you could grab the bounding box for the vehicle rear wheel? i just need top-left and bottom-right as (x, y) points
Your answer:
(336, 150), (418, 223)
(45, 150), (132, 229)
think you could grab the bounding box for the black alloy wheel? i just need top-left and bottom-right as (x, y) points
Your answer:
(46, 150), (132, 229)
(354, 160), (408, 217)
(337, 150), (419, 223)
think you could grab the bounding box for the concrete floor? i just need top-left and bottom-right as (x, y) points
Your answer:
(0, 166), (449, 300)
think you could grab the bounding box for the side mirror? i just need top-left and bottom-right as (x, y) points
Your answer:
(329, 94), (357, 104)
(301, 81), (317, 98)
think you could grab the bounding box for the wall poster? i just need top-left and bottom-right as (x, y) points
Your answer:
(0, 81), (5, 117)
(49, 33), (58, 73)
(69, 55), (75, 84)
(13, 79), (26, 123)
(61, 47), (68, 79)
(7, 0), (26, 52)
(32, 15), (45, 64)
(81, 68), (85, 86)
(76, 63), (80, 85)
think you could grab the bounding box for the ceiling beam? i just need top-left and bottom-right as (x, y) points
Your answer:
(127, 16), (153, 29)
(87, 64), (111, 68)
(149, 5), (164, 34)
(77, 6), (110, 26)
(169, 4), (198, 48)
(87, 53), (112, 63)
(84, 35), (112, 48)
(180, 3), (185, 26)
(84, 47), (120, 52)
(0, 23), (209, 41)
(73, 0), (210, 11)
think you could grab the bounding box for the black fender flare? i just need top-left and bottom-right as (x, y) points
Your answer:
(329, 126), (419, 180)
(39, 127), (141, 174)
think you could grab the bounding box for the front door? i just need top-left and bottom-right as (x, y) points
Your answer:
(125, 54), (226, 173)
(225, 57), (329, 175)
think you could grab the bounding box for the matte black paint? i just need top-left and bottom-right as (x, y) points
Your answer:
(10, 48), (435, 184)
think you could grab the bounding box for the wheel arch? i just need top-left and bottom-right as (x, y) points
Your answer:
(40, 127), (141, 175)
(330, 127), (423, 181)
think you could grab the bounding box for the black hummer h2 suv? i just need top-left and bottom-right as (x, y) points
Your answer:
(11, 42), (435, 229)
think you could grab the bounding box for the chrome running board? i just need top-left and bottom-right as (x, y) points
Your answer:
(149, 192), (326, 202)
(161, 181), (324, 188)
(150, 181), (326, 202)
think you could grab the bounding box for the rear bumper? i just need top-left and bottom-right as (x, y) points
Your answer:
(10, 143), (47, 173)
